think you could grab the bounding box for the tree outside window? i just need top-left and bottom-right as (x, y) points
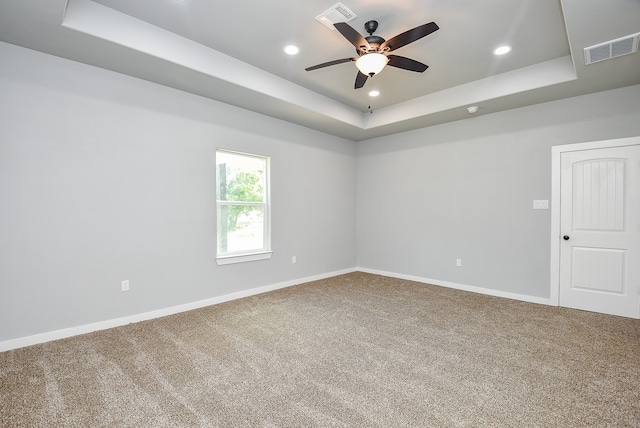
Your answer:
(216, 150), (270, 258)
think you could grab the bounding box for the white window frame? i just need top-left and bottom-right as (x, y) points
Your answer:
(216, 149), (272, 265)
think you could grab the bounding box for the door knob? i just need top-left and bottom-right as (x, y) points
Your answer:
(563, 235), (570, 240)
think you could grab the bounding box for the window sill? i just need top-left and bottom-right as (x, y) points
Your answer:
(216, 251), (273, 266)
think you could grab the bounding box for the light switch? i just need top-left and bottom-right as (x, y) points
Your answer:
(533, 200), (549, 210)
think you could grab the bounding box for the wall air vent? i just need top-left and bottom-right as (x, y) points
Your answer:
(584, 32), (640, 65)
(315, 2), (357, 30)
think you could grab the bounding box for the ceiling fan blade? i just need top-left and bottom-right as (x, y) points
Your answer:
(355, 71), (368, 89)
(334, 22), (371, 52)
(305, 57), (357, 71)
(380, 22), (439, 52)
(387, 55), (429, 72)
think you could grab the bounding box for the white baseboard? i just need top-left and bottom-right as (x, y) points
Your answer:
(0, 267), (356, 352)
(357, 267), (552, 306)
(0, 267), (551, 352)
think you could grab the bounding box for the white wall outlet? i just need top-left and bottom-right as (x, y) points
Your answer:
(292, 256), (297, 264)
(121, 280), (130, 292)
(456, 259), (462, 267)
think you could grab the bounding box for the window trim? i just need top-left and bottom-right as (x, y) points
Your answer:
(215, 149), (271, 265)
(216, 251), (273, 266)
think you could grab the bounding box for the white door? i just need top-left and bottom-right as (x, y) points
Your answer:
(559, 144), (640, 318)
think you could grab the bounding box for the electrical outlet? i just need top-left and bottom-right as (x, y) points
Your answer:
(121, 280), (130, 292)
(292, 256), (297, 264)
(456, 259), (462, 267)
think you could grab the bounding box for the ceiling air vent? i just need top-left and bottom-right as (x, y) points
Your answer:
(584, 32), (640, 65)
(315, 2), (357, 30)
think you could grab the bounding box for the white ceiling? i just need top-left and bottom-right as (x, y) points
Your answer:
(1, 0), (639, 141)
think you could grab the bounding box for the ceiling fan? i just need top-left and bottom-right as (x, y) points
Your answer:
(305, 20), (439, 89)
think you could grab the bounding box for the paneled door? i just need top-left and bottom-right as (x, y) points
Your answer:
(559, 144), (640, 318)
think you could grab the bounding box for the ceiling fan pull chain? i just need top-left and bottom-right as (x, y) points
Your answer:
(368, 77), (374, 114)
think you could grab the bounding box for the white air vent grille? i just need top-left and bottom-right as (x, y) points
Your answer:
(315, 2), (357, 30)
(584, 32), (640, 65)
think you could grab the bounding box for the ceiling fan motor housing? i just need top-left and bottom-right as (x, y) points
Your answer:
(362, 35), (386, 53)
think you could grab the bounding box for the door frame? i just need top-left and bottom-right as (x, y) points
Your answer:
(550, 136), (640, 307)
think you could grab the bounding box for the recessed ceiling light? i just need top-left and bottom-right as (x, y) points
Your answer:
(368, 90), (380, 97)
(493, 45), (512, 56)
(467, 106), (479, 114)
(283, 45), (300, 55)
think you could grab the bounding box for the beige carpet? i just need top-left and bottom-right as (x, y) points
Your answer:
(1, 272), (639, 427)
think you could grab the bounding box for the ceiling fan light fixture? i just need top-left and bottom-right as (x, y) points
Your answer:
(355, 53), (388, 76)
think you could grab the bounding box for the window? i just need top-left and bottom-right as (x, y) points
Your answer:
(216, 150), (271, 264)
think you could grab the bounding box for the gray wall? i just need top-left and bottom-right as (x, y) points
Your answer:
(356, 84), (640, 298)
(0, 42), (356, 342)
(3, 39), (640, 344)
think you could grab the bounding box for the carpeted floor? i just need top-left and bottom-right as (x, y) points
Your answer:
(1, 272), (639, 427)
